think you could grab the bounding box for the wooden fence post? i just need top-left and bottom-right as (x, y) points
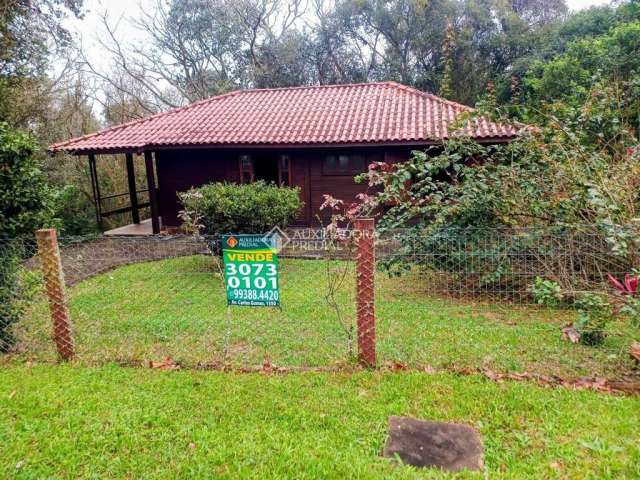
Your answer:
(355, 218), (376, 367)
(35, 229), (74, 360)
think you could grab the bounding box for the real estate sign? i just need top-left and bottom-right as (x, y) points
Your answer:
(221, 234), (280, 307)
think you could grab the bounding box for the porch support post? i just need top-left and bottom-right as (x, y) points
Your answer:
(125, 153), (140, 224)
(144, 151), (160, 234)
(87, 154), (103, 231)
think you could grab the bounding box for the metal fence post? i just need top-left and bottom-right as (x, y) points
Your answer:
(35, 229), (74, 360)
(355, 218), (376, 367)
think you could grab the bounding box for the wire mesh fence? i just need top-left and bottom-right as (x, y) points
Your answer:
(375, 226), (640, 378)
(0, 237), (41, 356)
(375, 225), (638, 302)
(1, 225), (638, 380)
(3, 232), (358, 368)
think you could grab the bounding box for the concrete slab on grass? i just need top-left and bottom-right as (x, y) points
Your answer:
(383, 416), (484, 472)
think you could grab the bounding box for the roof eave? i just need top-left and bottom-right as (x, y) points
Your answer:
(49, 135), (518, 156)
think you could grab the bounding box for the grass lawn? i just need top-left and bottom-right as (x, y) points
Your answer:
(13, 255), (639, 378)
(0, 365), (639, 479)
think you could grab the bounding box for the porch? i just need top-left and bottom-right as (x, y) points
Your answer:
(84, 146), (388, 235)
(87, 151), (161, 234)
(104, 218), (154, 236)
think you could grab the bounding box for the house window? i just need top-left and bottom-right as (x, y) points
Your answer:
(278, 155), (291, 186)
(239, 155), (254, 183)
(322, 153), (366, 175)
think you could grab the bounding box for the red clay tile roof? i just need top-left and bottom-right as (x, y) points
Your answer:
(50, 82), (521, 154)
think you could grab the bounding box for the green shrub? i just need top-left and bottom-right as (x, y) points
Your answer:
(529, 277), (564, 307)
(0, 123), (52, 351)
(574, 293), (612, 346)
(0, 122), (54, 238)
(178, 181), (303, 235)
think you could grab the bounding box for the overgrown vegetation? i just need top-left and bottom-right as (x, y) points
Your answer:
(328, 11), (640, 349)
(178, 182), (303, 235)
(0, 123), (52, 350)
(352, 101), (640, 343)
(348, 19), (640, 301)
(574, 293), (613, 346)
(0, 246), (21, 351)
(0, 123), (53, 238)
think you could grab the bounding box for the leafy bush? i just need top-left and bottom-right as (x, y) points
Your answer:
(354, 74), (639, 292)
(0, 122), (54, 238)
(0, 123), (52, 351)
(179, 181), (303, 235)
(574, 294), (612, 346)
(530, 277), (564, 307)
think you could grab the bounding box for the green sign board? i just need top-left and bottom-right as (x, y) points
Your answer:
(221, 234), (280, 307)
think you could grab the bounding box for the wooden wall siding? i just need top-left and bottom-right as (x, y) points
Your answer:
(156, 149), (239, 226)
(155, 146), (419, 227)
(384, 147), (414, 164)
(307, 147), (414, 224)
(308, 150), (368, 223)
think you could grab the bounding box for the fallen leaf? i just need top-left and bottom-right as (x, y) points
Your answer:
(390, 361), (408, 371)
(562, 325), (580, 344)
(457, 366), (474, 375)
(631, 342), (640, 363)
(568, 377), (612, 393)
(606, 381), (640, 394)
(481, 367), (504, 381)
(261, 359), (274, 374)
(507, 372), (531, 381)
(149, 357), (180, 371)
(549, 461), (563, 470)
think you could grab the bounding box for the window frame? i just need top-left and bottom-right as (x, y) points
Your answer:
(239, 154), (254, 183)
(278, 154), (291, 186)
(321, 152), (368, 176)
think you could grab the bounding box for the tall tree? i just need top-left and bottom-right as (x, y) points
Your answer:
(85, 0), (308, 109)
(0, 0), (84, 126)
